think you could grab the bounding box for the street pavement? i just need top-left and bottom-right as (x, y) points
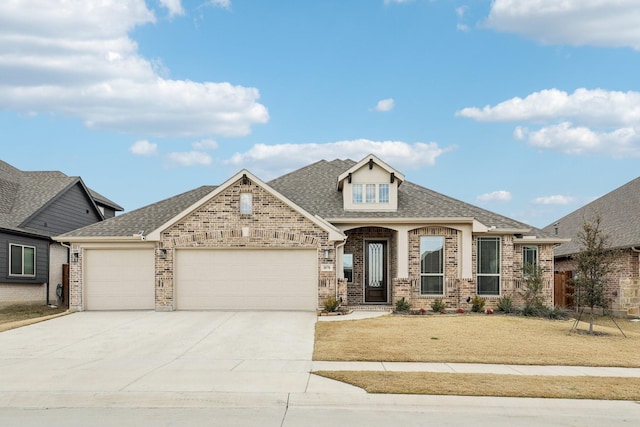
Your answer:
(0, 310), (638, 426)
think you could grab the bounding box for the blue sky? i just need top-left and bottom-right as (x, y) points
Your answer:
(2, 0), (640, 228)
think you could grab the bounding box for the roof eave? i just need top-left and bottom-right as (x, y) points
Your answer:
(514, 237), (571, 245)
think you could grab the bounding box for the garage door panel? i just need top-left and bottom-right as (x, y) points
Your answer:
(85, 249), (155, 310)
(176, 249), (317, 310)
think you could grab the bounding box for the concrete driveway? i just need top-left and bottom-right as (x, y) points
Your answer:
(0, 311), (317, 396)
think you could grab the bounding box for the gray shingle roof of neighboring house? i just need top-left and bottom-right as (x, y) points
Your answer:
(59, 185), (217, 238)
(542, 176), (640, 257)
(59, 158), (558, 240)
(0, 160), (123, 236)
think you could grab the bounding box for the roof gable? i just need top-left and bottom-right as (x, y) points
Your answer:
(337, 154), (405, 190)
(0, 160), (120, 237)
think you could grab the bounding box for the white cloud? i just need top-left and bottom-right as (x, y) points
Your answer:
(373, 98), (395, 112)
(192, 139), (219, 150)
(458, 88), (640, 158)
(206, 0), (231, 10)
(533, 195), (575, 205)
(485, 0), (640, 50)
(129, 140), (158, 156)
(384, 0), (413, 4)
(159, 0), (185, 17)
(166, 151), (212, 166)
(0, 0), (268, 137)
(225, 139), (453, 179)
(456, 88), (640, 127)
(456, 6), (468, 18)
(518, 123), (640, 157)
(477, 190), (512, 203)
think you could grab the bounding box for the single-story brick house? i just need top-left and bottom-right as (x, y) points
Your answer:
(56, 154), (566, 311)
(543, 176), (640, 317)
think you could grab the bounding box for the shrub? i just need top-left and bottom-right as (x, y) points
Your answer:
(430, 298), (446, 313)
(520, 304), (552, 318)
(470, 295), (485, 313)
(323, 296), (340, 312)
(520, 263), (545, 308)
(546, 306), (570, 320)
(395, 297), (410, 312)
(496, 295), (514, 313)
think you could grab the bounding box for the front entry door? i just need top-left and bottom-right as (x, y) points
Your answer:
(365, 241), (388, 303)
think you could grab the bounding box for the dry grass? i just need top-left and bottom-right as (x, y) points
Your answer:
(314, 371), (640, 400)
(0, 304), (69, 332)
(314, 314), (640, 367)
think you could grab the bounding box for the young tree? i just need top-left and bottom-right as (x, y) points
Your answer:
(520, 262), (545, 312)
(572, 215), (616, 334)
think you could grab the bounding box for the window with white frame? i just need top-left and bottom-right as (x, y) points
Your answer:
(353, 183), (390, 204)
(366, 184), (376, 203)
(240, 193), (252, 214)
(9, 244), (35, 277)
(352, 184), (363, 203)
(477, 237), (500, 295)
(379, 184), (389, 203)
(420, 236), (444, 295)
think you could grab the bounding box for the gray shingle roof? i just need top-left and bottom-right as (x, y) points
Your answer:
(59, 185), (217, 238)
(59, 158), (556, 240)
(268, 159), (535, 230)
(0, 160), (122, 236)
(543, 176), (640, 257)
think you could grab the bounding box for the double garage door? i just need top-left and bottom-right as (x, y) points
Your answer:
(83, 248), (317, 311)
(175, 249), (317, 310)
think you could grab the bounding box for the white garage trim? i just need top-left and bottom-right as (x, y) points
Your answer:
(175, 248), (318, 311)
(84, 248), (155, 310)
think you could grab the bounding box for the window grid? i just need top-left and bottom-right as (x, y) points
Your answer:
(379, 184), (389, 203)
(353, 184), (363, 203)
(477, 237), (500, 295)
(420, 236), (444, 295)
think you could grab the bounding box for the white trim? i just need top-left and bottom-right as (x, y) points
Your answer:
(337, 154), (405, 188)
(8, 243), (36, 277)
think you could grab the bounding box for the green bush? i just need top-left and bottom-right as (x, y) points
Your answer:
(496, 295), (514, 313)
(431, 298), (446, 313)
(395, 297), (411, 312)
(471, 295), (486, 313)
(323, 296), (340, 312)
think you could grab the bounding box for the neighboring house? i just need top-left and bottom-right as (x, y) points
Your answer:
(0, 160), (123, 306)
(543, 177), (640, 317)
(56, 154), (566, 312)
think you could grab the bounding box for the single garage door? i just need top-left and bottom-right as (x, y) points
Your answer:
(84, 249), (155, 310)
(175, 248), (317, 310)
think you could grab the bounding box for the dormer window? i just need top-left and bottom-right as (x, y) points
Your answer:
(353, 184), (390, 204)
(338, 154), (404, 212)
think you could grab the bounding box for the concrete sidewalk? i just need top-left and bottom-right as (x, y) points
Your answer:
(311, 361), (640, 377)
